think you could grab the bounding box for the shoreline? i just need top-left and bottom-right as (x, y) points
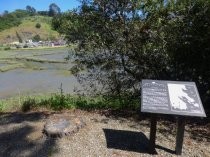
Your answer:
(0, 45), (69, 52)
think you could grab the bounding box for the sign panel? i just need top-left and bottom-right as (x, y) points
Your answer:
(141, 80), (206, 117)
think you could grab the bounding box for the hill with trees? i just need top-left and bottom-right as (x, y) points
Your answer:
(0, 16), (59, 44)
(0, 4), (61, 44)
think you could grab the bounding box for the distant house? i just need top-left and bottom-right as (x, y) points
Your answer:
(10, 41), (20, 45)
(25, 39), (33, 43)
(9, 41), (23, 48)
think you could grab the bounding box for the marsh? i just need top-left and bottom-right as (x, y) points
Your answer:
(0, 48), (79, 98)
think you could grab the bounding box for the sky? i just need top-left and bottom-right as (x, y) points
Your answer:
(0, 0), (80, 13)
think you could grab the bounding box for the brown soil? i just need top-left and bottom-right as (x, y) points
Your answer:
(0, 110), (209, 157)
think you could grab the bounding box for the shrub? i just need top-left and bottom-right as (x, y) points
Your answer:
(35, 23), (41, 29)
(0, 102), (4, 112)
(4, 47), (11, 50)
(33, 34), (41, 42)
(21, 98), (36, 112)
(20, 94), (139, 111)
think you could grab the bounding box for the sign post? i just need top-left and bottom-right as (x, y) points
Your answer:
(175, 117), (185, 155)
(141, 80), (206, 155)
(149, 115), (157, 154)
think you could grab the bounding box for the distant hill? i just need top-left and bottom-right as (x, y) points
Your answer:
(0, 16), (59, 44)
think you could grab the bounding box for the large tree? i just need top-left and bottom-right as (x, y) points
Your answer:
(26, 5), (36, 15)
(53, 0), (210, 109)
(49, 3), (61, 16)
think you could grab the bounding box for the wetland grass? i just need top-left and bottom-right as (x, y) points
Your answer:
(0, 93), (139, 112)
(0, 63), (24, 72)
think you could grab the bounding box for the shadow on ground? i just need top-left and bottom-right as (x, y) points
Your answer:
(0, 112), (48, 125)
(103, 128), (152, 154)
(0, 112), (57, 157)
(101, 110), (210, 143)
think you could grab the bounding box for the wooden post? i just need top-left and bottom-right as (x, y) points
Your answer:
(175, 117), (185, 155)
(149, 115), (157, 154)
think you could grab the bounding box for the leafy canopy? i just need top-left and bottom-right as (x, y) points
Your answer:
(53, 0), (210, 108)
(49, 3), (61, 16)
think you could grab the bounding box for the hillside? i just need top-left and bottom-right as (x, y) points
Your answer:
(0, 16), (59, 44)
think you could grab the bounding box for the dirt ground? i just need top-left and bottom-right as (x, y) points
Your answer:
(0, 110), (209, 157)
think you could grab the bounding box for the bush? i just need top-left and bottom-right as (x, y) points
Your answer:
(0, 10), (25, 31)
(35, 23), (41, 29)
(33, 34), (41, 42)
(20, 94), (139, 112)
(4, 47), (11, 50)
(0, 102), (4, 112)
(21, 98), (36, 112)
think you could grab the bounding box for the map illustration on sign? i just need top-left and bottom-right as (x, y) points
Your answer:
(141, 80), (206, 117)
(168, 84), (201, 113)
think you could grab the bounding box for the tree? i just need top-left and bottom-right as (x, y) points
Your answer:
(0, 10), (29, 31)
(37, 11), (49, 16)
(26, 5), (36, 15)
(53, 1), (169, 96)
(3, 10), (9, 16)
(12, 9), (30, 18)
(49, 3), (61, 16)
(53, 0), (210, 109)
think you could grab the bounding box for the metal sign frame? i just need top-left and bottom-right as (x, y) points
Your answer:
(141, 79), (206, 155)
(141, 79), (206, 117)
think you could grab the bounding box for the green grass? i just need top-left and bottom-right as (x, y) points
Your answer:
(0, 47), (68, 58)
(17, 45), (67, 50)
(0, 59), (25, 71)
(0, 63), (24, 72)
(0, 16), (59, 44)
(13, 57), (67, 63)
(0, 51), (14, 58)
(0, 94), (139, 112)
(0, 47), (70, 72)
(0, 94), (51, 112)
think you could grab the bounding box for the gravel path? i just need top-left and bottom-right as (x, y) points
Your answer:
(0, 110), (209, 157)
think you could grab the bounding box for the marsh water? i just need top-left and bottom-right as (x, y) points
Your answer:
(0, 48), (80, 98)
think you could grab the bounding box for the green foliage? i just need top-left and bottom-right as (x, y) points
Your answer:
(4, 47), (11, 50)
(0, 99), (15, 112)
(0, 15), (59, 43)
(0, 8), (52, 32)
(53, 0), (210, 109)
(37, 11), (49, 16)
(49, 3), (61, 17)
(0, 16), (21, 32)
(20, 94), (139, 112)
(10, 9), (30, 18)
(0, 102), (4, 112)
(33, 34), (41, 41)
(35, 23), (41, 28)
(0, 9), (31, 32)
(22, 97), (36, 112)
(26, 5), (36, 16)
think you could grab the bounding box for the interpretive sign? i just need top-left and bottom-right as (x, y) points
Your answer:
(141, 79), (206, 117)
(141, 79), (206, 155)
